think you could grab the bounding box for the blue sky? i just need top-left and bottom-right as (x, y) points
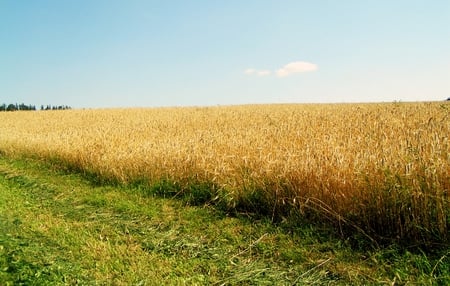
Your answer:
(1, 0), (449, 108)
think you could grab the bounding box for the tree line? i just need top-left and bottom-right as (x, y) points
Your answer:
(0, 103), (71, 112)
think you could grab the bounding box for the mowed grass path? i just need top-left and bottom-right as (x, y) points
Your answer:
(0, 156), (448, 285)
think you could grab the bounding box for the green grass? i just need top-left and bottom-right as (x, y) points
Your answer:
(0, 156), (449, 285)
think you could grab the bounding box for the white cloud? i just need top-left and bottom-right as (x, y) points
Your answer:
(245, 61), (317, 78)
(276, 61), (318, 77)
(245, 68), (256, 75)
(256, 70), (271, 76)
(244, 68), (271, 76)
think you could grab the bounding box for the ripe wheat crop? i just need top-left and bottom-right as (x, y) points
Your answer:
(0, 102), (448, 246)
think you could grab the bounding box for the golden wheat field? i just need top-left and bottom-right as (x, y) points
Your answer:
(0, 102), (449, 244)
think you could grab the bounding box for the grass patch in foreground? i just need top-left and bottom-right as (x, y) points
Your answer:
(0, 156), (449, 285)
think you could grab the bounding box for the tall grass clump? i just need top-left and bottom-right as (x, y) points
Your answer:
(0, 102), (448, 247)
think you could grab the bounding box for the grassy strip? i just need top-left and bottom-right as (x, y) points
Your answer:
(0, 156), (449, 284)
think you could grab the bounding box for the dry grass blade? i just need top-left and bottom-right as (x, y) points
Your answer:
(229, 233), (268, 264)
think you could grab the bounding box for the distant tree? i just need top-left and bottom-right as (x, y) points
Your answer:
(0, 102), (70, 111)
(7, 104), (17, 111)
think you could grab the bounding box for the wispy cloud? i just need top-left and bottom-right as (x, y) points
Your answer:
(276, 61), (318, 77)
(245, 68), (271, 76)
(244, 61), (317, 78)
